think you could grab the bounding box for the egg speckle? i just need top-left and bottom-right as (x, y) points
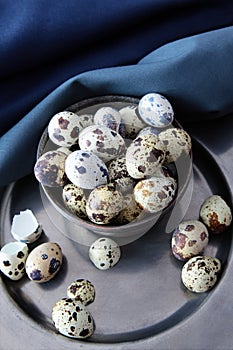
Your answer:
(26, 242), (62, 283)
(171, 220), (209, 261)
(138, 93), (174, 128)
(67, 279), (95, 305)
(52, 298), (94, 339)
(181, 256), (221, 293)
(89, 237), (121, 270)
(200, 195), (232, 234)
(65, 150), (109, 189)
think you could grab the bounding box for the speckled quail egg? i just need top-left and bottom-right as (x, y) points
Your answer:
(119, 105), (146, 139)
(108, 157), (135, 193)
(52, 298), (94, 339)
(11, 209), (42, 243)
(134, 176), (177, 213)
(126, 133), (165, 179)
(75, 113), (94, 128)
(138, 93), (174, 128)
(79, 125), (126, 162)
(34, 150), (67, 187)
(48, 111), (85, 147)
(159, 127), (192, 163)
(26, 242), (62, 283)
(94, 106), (122, 132)
(86, 184), (125, 224)
(115, 194), (143, 224)
(0, 242), (28, 281)
(62, 183), (87, 218)
(137, 126), (162, 137)
(181, 256), (221, 293)
(171, 220), (209, 261)
(65, 150), (109, 189)
(89, 237), (121, 270)
(200, 195), (232, 234)
(67, 279), (95, 305)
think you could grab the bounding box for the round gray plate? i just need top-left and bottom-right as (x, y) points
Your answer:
(0, 138), (232, 350)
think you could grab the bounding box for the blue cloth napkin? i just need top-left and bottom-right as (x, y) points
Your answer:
(0, 25), (233, 187)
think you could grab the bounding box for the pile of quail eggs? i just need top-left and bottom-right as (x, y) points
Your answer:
(34, 92), (192, 226)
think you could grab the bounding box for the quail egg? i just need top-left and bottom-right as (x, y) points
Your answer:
(119, 105), (146, 138)
(52, 298), (94, 339)
(108, 157), (135, 193)
(86, 184), (124, 224)
(181, 256), (221, 293)
(62, 183), (87, 218)
(26, 242), (62, 283)
(200, 195), (232, 234)
(115, 194), (143, 224)
(126, 133), (165, 179)
(34, 150), (67, 187)
(137, 126), (161, 137)
(94, 106), (122, 132)
(0, 242), (28, 281)
(171, 220), (209, 261)
(159, 127), (192, 163)
(65, 150), (109, 189)
(138, 93), (174, 128)
(67, 279), (95, 305)
(78, 125), (126, 162)
(134, 176), (177, 213)
(48, 111), (85, 147)
(89, 237), (121, 270)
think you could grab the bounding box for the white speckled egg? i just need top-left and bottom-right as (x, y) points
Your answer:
(48, 111), (85, 147)
(119, 105), (146, 139)
(108, 157), (135, 193)
(65, 150), (109, 189)
(181, 256), (221, 293)
(67, 279), (95, 305)
(79, 125), (126, 162)
(62, 183), (87, 218)
(86, 184), (124, 224)
(171, 220), (209, 261)
(138, 93), (174, 128)
(0, 242), (28, 280)
(137, 126), (162, 137)
(200, 195), (232, 234)
(52, 298), (94, 339)
(126, 133), (165, 179)
(94, 106), (122, 132)
(159, 127), (192, 163)
(89, 237), (121, 270)
(11, 209), (42, 243)
(134, 176), (177, 213)
(34, 150), (67, 187)
(75, 113), (94, 128)
(26, 242), (62, 283)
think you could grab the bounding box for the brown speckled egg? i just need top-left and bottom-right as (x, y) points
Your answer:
(48, 111), (85, 147)
(200, 195), (232, 234)
(108, 157), (135, 193)
(86, 184), (124, 224)
(134, 176), (176, 213)
(79, 125), (126, 162)
(26, 242), (62, 283)
(89, 237), (121, 270)
(52, 298), (94, 339)
(62, 183), (87, 218)
(67, 279), (95, 305)
(159, 127), (192, 163)
(34, 150), (67, 187)
(126, 134), (165, 179)
(115, 194), (143, 224)
(171, 220), (209, 261)
(181, 256), (221, 293)
(119, 105), (146, 139)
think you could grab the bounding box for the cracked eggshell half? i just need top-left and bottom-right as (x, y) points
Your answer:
(0, 242), (28, 280)
(11, 209), (42, 243)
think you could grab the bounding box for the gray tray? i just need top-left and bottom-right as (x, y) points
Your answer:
(0, 136), (232, 349)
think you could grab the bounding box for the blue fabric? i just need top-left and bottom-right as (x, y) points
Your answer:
(1, 0), (233, 135)
(1, 25), (233, 187)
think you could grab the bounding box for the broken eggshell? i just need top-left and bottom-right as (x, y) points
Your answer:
(11, 209), (42, 243)
(26, 242), (62, 283)
(200, 195), (232, 234)
(52, 298), (94, 339)
(0, 242), (28, 280)
(89, 237), (121, 270)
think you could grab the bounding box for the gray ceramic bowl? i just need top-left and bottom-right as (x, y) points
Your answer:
(37, 95), (193, 246)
